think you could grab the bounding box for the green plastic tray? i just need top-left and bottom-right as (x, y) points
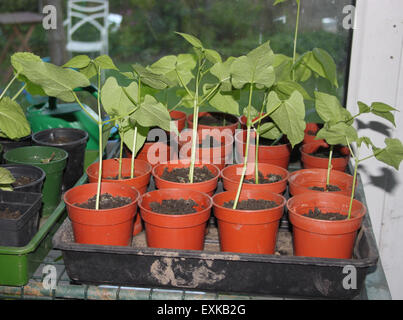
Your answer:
(0, 173), (88, 286)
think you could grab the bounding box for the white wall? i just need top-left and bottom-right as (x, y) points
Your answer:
(347, 0), (403, 299)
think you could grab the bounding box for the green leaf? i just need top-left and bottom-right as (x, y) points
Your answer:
(231, 41), (275, 89)
(357, 136), (374, 148)
(208, 91), (240, 116)
(175, 32), (203, 49)
(316, 122), (358, 146)
(10, 52), (47, 96)
(314, 91), (352, 123)
(204, 48), (222, 64)
(0, 97), (31, 140)
(357, 101), (371, 114)
(210, 57), (234, 92)
(63, 55), (91, 69)
(13, 60), (90, 102)
(274, 80), (312, 100)
(131, 95), (172, 132)
(101, 77), (138, 118)
(123, 125), (149, 157)
(373, 138), (403, 170)
(0, 167), (15, 185)
(312, 48), (338, 88)
(265, 91), (282, 115)
(273, 0), (288, 5)
(80, 63), (98, 80)
(270, 91), (306, 147)
(102, 121), (115, 153)
(301, 50), (338, 87)
(370, 102), (398, 126)
(258, 122), (282, 140)
(371, 102), (398, 112)
(132, 64), (173, 90)
(93, 55), (118, 70)
(148, 55), (177, 76)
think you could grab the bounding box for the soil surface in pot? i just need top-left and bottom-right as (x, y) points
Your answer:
(0, 207), (22, 219)
(75, 193), (132, 210)
(12, 176), (35, 187)
(223, 199), (278, 210)
(303, 207), (347, 221)
(161, 166), (216, 183)
(105, 175), (137, 180)
(150, 199), (198, 215)
(243, 171), (283, 184)
(198, 114), (237, 126)
(309, 146), (346, 158)
(308, 184), (341, 192)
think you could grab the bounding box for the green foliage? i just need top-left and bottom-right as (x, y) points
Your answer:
(0, 167), (15, 191)
(0, 97), (31, 140)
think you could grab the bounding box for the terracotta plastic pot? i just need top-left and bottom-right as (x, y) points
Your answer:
(221, 163), (289, 194)
(234, 130), (291, 169)
(287, 192), (366, 259)
(152, 161), (220, 196)
(187, 112), (239, 135)
(169, 110), (187, 134)
(213, 190), (286, 254)
(64, 183), (140, 246)
(87, 158), (152, 194)
(288, 168), (354, 197)
(139, 188), (212, 250)
(178, 129), (234, 170)
(300, 141), (350, 172)
(303, 123), (324, 145)
(86, 158), (152, 236)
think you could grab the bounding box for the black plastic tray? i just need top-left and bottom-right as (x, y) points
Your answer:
(53, 181), (379, 299)
(0, 190), (42, 247)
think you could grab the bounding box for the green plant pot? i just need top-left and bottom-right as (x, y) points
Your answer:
(4, 146), (68, 217)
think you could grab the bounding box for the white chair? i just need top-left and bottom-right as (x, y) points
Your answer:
(65, 0), (109, 56)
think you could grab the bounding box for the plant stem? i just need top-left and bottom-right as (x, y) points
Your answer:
(12, 84), (26, 101)
(130, 125), (138, 179)
(72, 91), (99, 123)
(326, 145), (334, 188)
(254, 95), (267, 184)
(292, 0), (301, 81)
(233, 84), (254, 209)
(95, 66), (102, 211)
(188, 62), (201, 184)
(118, 129), (124, 180)
(0, 73), (18, 101)
(348, 157), (359, 220)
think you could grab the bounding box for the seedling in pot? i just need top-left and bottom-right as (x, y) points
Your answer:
(100, 63), (173, 180)
(314, 91), (403, 218)
(12, 52), (118, 210)
(148, 32), (239, 183)
(246, 0), (338, 185)
(229, 40), (308, 208)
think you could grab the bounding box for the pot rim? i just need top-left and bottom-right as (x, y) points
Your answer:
(212, 190), (287, 214)
(288, 168), (353, 187)
(287, 192), (366, 225)
(86, 158), (152, 182)
(187, 111), (240, 128)
(0, 164), (46, 188)
(300, 141), (351, 159)
(64, 182), (140, 213)
(32, 128), (89, 147)
(139, 188), (212, 219)
(152, 161), (220, 185)
(221, 163), (289, 185)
